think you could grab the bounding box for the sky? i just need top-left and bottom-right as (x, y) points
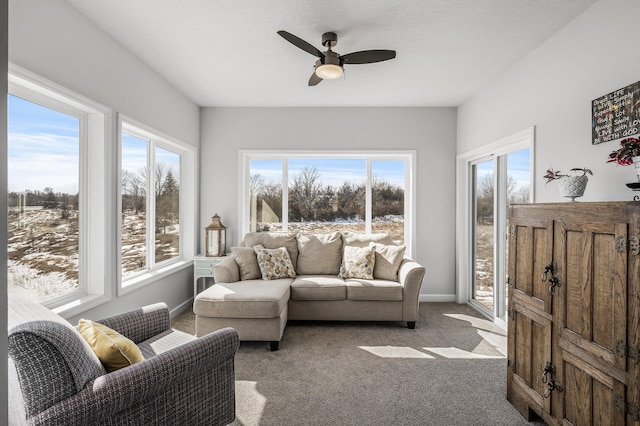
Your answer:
(121, 133), (180, 181)
(475, 148), (531, 189)
(251, 157), (406, 188)
(7, 93), (180, 195)
(8, 91), (525, 196)
(8, 94), (80, 194)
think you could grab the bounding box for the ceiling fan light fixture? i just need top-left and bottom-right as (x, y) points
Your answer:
(315, 63), (343, 80)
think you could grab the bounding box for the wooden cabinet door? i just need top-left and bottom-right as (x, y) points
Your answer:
(508, 216), (554, 314)
(553, 219), (628, 424)
(507, 300), (553, 420)
(556, 350), (626, 426)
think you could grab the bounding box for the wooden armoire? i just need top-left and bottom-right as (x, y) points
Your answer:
(507, 202), (640, 425)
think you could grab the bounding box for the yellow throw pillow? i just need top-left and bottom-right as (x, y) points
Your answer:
(78, 319), (145, 372)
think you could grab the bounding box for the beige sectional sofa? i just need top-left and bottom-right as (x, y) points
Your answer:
(193, 231), (426, 350)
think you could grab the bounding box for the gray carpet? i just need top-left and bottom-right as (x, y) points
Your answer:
(172, 303), (545, 426)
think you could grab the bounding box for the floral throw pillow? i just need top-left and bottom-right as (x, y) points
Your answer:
(339, 245), (376, 279)
(254, 246), (297, 280)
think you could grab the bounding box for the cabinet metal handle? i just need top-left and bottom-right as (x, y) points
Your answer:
(540, 262), (555, 282)
(543, 380), (564, 398)
(548, 276), (560, 295)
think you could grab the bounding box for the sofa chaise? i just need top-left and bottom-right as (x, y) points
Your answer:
(193, 231), (426, 350)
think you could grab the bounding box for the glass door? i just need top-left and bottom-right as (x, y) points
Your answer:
(472, 159), (495, 313)
(469, 148), (531, 321)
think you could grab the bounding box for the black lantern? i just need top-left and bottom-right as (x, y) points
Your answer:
(205, 214), (226, 257)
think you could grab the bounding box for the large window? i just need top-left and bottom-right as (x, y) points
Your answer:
(7, 66), (110, 313)
(243, 152), (414, 253)
(120, 117), (190, 289)
(7, 94), (81, 302)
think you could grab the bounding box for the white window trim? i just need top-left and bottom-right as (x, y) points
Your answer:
(455, 127), (535, 314)
(117, 114), (196, 295)
(239, 150), (416, 258)
(9, 64), (113, 317)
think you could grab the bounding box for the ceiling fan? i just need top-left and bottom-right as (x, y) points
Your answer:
(277, 30), (396, 86)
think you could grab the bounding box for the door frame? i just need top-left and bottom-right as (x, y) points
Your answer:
(455, 127), (535, 323)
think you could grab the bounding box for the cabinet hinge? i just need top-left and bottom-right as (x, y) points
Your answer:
(615, 235), (640, 255)
(509, 224), (516, 238)
(616, 339), (640, 364)
(616, 395), (640, 421)
(507, 309), (515, 320)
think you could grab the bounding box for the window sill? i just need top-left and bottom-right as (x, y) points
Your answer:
(118, 259), (192, 296)
(52, 294), (111, 319)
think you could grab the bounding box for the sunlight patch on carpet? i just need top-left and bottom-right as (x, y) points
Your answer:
(359, 346), (435, 358)
(234, 381), (265, 426)
(443, 313), (506, 333)
(423, 347), (504, 359)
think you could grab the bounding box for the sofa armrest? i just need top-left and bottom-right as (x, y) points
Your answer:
(398, 259), (426, 322)
(96, 303), (171, 344)
(31, 327), (240, 425)
(213, 256), (240, 283)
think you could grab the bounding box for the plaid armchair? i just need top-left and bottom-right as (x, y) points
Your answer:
(8, 295), (239, 426)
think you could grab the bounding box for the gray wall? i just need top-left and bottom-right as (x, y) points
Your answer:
(9, 0), (200, 321)
(458, 0), (640, 203)
(200, 107), (457, 299)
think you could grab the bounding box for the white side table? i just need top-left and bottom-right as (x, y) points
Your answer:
(193, 255), (227, 299)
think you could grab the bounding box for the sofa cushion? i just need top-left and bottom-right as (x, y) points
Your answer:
(231, 246), (261, 280)
(255, 246), (297, 280)
(342, 231), (394, 247)
(194, 279), (291, 319)
(243, 232), (299, 266)
(290, 275), (347, 301)
(77, 319), (145, 372)
(339, 245), (376, 279)
(296, 232), (343, 275)
(346, 278), (403, 301)
(371, 243), (406, 282)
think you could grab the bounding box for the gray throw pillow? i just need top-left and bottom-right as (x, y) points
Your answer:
(231, 247), (261, 280)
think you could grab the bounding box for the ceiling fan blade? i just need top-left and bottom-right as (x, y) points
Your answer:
(308, 72), (323, 86)
(277, 30), (324, 58)
(341, 50), (396, 64)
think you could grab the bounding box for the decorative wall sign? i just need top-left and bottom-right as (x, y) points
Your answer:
(592, 80), (640, 145)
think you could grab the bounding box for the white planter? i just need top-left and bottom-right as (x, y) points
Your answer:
(558, 175), (588, 201)
(633, 156), (640, 182)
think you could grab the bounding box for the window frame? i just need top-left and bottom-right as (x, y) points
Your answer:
(239, 150), (416, 257)
(8, 64), (113, 316)
(117, 114), (196, 295)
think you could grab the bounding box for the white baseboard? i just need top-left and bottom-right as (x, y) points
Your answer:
(419, 294), (457, 303)
(170, 298), (193, 319)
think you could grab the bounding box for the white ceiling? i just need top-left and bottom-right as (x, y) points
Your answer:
(66, 0), (598, 107)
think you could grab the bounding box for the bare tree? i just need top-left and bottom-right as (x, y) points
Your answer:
(289, 166), (321, 221)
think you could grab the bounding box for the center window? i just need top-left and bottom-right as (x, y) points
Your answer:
(244, 152), (412, 250)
